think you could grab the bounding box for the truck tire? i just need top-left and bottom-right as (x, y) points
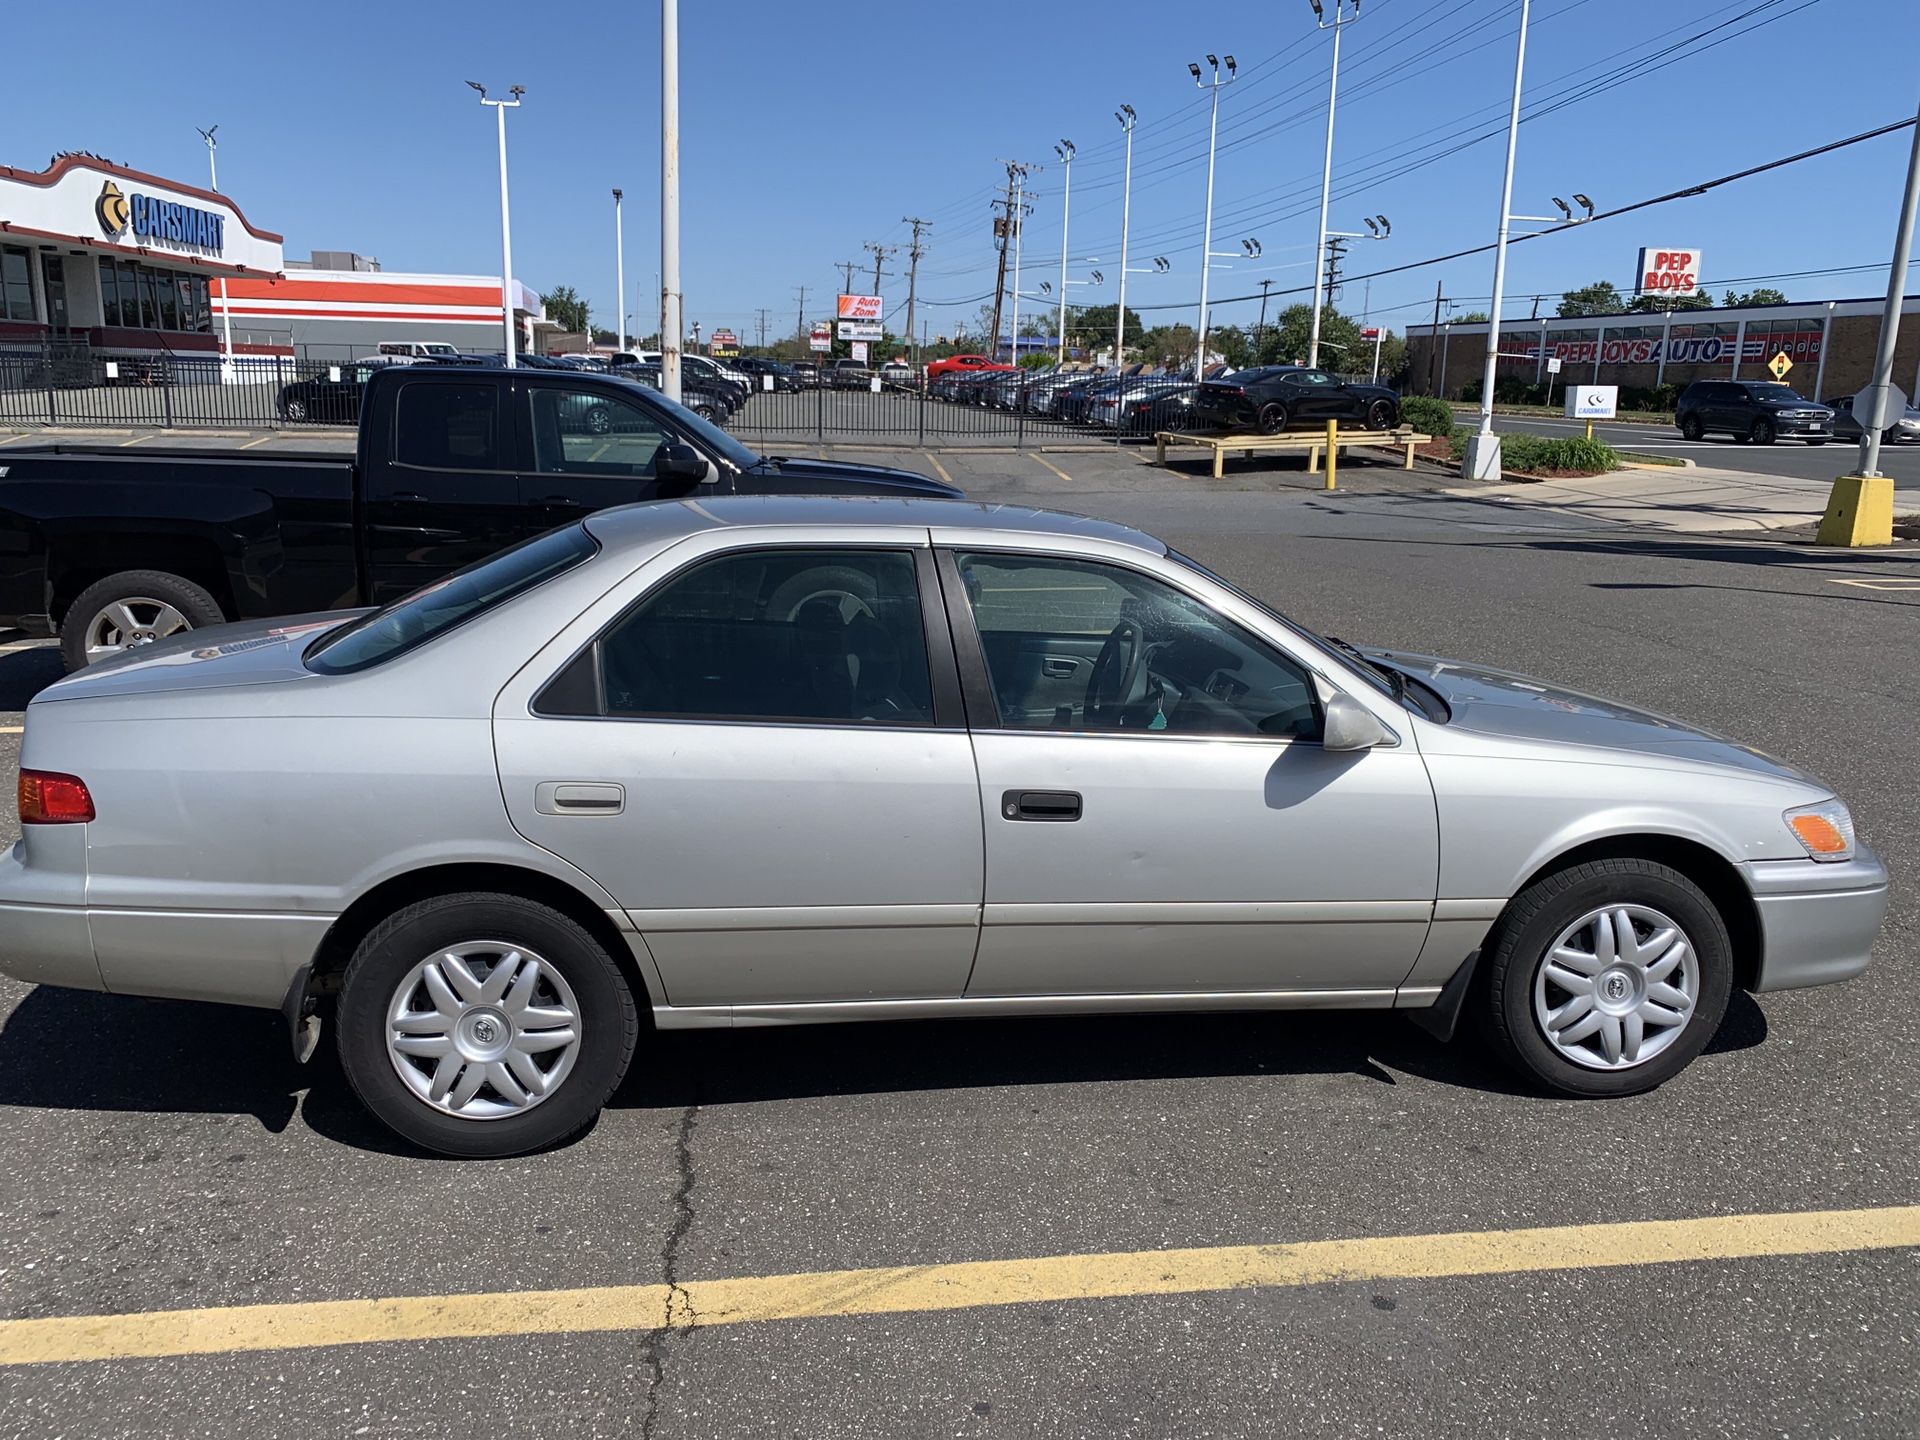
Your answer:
(61, 569), (227, 671)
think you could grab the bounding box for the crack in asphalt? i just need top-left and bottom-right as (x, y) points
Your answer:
(637, 1102), (700, 1440)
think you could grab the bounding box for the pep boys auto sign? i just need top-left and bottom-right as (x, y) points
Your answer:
(1636, 247), (1702, 297)
(1540, 331), (1823, 367)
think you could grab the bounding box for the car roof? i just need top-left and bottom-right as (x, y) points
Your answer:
(582, 495), (1165, 556)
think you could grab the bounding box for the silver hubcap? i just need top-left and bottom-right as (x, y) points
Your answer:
(385, 941), (582, 1120)
(1532, 904), (1699, 1071)
(85, 597), (191, 662)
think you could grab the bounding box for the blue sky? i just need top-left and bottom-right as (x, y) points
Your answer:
(9, 0), (1916, 342)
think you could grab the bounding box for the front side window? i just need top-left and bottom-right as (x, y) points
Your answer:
(526, 387), (668, 477)
(307, 524), (597, 674)
(1294, 369), (1337, 387)
(394, 382), (504, 471)
(596, 549), (932, 725)
(954, 552), (1319, 739)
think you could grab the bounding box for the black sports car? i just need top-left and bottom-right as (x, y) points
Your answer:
(1191, 365), (1400, 435)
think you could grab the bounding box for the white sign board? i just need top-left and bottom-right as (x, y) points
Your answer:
(851, 341), (870, 363)
(838, 320), (883, 341)
(808, 324), (832, 353)
(103, 361), (120, 379)
(836, 294), (883, 321)
(1546, 356), (1562, 375)
(1635, 247), (1702, 297)
(1566, 384), (1618, 419)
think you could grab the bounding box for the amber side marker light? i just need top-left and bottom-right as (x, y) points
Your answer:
(1785, 806), (1852, 861)
(18, 770), (94, 825)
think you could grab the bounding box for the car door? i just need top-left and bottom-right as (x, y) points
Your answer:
(492, 532), (984, 1013)
(1287, 369), (1346, 424)
(940, 544), (1439, 1000)
(362, 374), (530, 605)
(515, 380), (685, 528)
(1705, 382), (1743, 435)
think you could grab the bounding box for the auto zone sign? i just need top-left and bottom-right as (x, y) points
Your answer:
(1636, 247), (1702, 297)
(836, 294), (883, 321)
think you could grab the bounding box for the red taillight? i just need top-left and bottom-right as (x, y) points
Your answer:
(19, 770), (94, 825)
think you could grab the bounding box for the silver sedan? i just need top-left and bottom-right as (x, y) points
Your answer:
(0, 498), (1888, 1156)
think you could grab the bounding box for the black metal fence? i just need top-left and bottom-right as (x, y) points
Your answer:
(0, 339), (346, 430)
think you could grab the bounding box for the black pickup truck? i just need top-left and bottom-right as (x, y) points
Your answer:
(0, 364), (959, 667)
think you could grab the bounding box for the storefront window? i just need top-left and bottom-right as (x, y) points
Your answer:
(0, 246), (35, 323)
(94, 256), (218, 332)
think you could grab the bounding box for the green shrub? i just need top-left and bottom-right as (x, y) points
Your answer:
(1398, 395), (1455, 440)
(1499, 434), (1619, 474)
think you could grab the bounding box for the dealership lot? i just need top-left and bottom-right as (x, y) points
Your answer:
(0, 452), (1914, 1437)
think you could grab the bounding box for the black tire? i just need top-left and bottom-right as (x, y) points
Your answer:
(1365, 398), (1398, 431)
(1256, 401), (1290, 435)
(693, 402), (718, 421)
(585, 404), (612, 434)
(1481, 858), (1733, 1099)
(336, 892), (639, 1158)
(1750, 417), (1775, 445)
(60, 568), (226, 671)
(283, 397), (308, 421)
(1679, 414), (1704, 441)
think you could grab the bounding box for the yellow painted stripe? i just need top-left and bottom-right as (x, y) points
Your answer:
(0, 1205), (1913, 1367)
(117, 434), (153, 447)
(0, 726), (21, 735)
(1827, 576), (1920, 591)
(238, 434), (277, 450)
(1029, 452), (1073, 484)
(924, 451), (955, 488)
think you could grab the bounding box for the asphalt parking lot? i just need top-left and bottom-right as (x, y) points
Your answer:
(0, 448), (1915, 1438)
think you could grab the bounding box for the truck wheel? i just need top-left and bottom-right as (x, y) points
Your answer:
(62, 570), (227, 670)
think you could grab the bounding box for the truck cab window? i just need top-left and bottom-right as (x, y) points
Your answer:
(526, 388), (667, 478)
(395, 382), (504, 472)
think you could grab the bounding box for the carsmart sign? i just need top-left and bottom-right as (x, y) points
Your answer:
(96, 178), (225, 252)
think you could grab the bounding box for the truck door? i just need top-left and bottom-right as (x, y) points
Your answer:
(363, 375), (531, 605)
(513, 381), (693, 530)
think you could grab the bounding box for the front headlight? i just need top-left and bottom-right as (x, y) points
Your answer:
(1784, 801), (1856, 863)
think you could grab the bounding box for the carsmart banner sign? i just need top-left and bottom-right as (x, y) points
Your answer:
(96, 179), (225, 253)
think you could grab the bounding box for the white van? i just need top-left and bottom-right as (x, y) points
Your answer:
(377, 341), (463, 360)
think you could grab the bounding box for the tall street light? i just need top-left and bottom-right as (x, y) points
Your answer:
(1307, 0), (1360, 368)
(194, 125), (237, 382)
(468, 81), (524, 367)
(1114, 106), (1136, 369)
(612, 188), (626, 354)
(1462, 0), (1532, 479)
(1190, 53), (1236, 379)
(660, 0), (684, 400)
(1054, 139), (1075, 367)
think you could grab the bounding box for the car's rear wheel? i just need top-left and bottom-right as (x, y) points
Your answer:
(1679, 414), (1704, 441)
(1365, 399), (1398, 431)
(61, 569), (227, 670)
(282, 398), (308, 421)
(584, 404), (612, 434)
(1750, 417), (1775, 445)
(1256, 401), (1290, 435)
(1481, 858), (1732, 1097)
(337, 893), (639, 1157)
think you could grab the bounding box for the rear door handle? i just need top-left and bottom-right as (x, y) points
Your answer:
(535, 782), (626, 816)
(1001, 790), (1081, 822)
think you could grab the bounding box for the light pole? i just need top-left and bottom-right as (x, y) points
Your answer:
(468, 81), (524, 367)
(1114, 106), (1136, 370)
(1190, 54), (1236, 379)
(612, 188), (626, 354)
(660, 0), (683, 400)
(194, 125), (237, 382)
(1307, 0), (1360, 368)
(1054, 139), (1075, 367)
(1007, 162), (1038, 364)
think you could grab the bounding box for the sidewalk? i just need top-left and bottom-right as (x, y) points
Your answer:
(1446, 461), (1920, 535)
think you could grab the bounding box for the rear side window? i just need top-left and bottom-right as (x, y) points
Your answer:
(306, 525), (597, 674)
(394, 381), (504, 471)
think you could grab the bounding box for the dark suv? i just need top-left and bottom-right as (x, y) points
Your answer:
(1191, 366), (1400, 434)
(1675, 380), (1833, 445)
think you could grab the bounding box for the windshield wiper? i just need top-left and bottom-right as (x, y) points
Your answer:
(1323, 634), (1407, 703)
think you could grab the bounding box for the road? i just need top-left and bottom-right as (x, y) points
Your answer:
(0, 445), (1915, 1437)
(1467, 408), (1920, 487)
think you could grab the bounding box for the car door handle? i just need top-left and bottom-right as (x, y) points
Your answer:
(535, 782), (626, 816)
(1040, 656), (1080, 679)
(1001, 790), (1081, 822)
(532, 494), (581, 507)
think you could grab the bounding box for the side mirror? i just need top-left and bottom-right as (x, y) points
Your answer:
(1319, 685), (1393, 752)
(656, 442), (715, 491)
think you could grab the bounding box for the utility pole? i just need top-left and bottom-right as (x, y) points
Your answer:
(753, 307), (770, 351)
(1256, 279), (1275, 353)
(902, 217), (930, 365)
(794, 285), (808, 343)
(836, 260), (859, 296)
(1427, 280), (1444, 395)
(864, 241), (896, 300)
(659, 0), (681, 400)
(989, 164), (1018, 362)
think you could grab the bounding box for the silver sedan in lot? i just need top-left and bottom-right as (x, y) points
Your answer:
(0, 498), (1888, 1156)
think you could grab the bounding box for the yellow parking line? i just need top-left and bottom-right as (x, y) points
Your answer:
(1029, 453), (1073, 484)
(1827, 577), (1920, 590)
(925, 452), (955, 488)
(238, 434), (277, 449)
(0, 726), (21, 734)
(117, 434), (153, 447)
(0, 1204), (1913, 1367)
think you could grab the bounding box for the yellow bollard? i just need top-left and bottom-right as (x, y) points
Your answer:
(1585, 418), (1594, 442)
(1325, 418), (1338, 491)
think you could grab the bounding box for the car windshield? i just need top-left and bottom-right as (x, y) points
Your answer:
(305, 524), (599, 674)
(1747, 383), (1807, 402)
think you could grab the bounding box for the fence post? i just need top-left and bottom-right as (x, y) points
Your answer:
(815, 376), (825, 442)
(161, 364), (175, 429)
(916, 377), (926, 448)
(43, 342), (57, 427)
(1016, 379), (1027, 449)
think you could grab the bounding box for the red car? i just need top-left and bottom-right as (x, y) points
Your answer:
(925, 353), (1017, 381)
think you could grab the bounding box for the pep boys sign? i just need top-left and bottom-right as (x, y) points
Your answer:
(1636, 247), (1702, 297)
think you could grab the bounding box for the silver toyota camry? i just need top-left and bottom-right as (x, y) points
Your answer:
(0, 498), (1888, 1157)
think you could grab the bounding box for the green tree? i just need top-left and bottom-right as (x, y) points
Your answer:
(541, 285), (589, 334)
(1134, 323), (1198, 369)
(1557, 281), (1623, 318)
(1724, 287), (1787, 308)
(1254, 304), (1366, 369)
(1447, 311), (1491, 324)
(1626, 291), (1711, 313)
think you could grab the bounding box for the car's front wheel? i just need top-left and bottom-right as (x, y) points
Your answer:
(282, 397), (308, 421)
(1679, 414), (1704, 441)
(337, 893), (639, 1157)
(1365, 398), (1398, 431)
(1750, 417), (1776, 445)
(1481, 858), (1732, 1097)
